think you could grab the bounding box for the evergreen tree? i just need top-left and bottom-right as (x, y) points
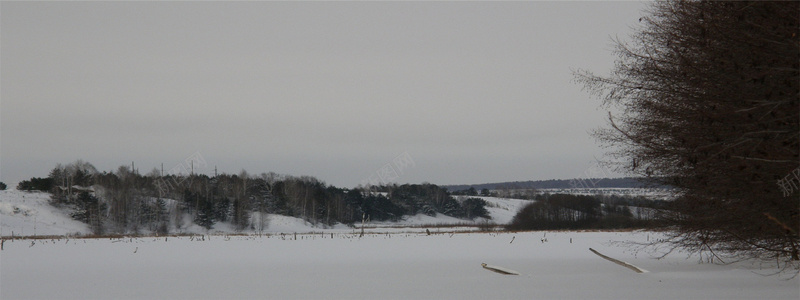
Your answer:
(194, 194), (216, 230)
(213, 196), (230, 223)
(154, 197), (169, 234)
(70, 191), (104, 234)
(17, 177), (54, 192)
(461, 197), (490, 220)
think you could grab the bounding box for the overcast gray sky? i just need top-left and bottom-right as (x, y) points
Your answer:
(1, 1), (646, 188)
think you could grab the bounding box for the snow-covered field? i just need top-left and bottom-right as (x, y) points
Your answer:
(1, 189), (798, 299)
(2, 231), (798, 300)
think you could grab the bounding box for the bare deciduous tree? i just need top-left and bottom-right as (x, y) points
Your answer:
(577, 1), (799, 263)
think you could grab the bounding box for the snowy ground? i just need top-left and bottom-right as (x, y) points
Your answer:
(0, 189), (88, 237)
(1, 189), (798, 299)
(1, 231), (797, 299)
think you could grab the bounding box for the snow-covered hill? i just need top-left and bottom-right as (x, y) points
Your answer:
(0, 189), (89, 237)
(0, 189), (530, 237)
(475, 196), (531, 224)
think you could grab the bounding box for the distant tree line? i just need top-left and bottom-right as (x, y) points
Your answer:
(444, 177), (666, 192)
(450, 186), (540, 200)
(19, 160), (490, 235)
(506, 194), (665, 231)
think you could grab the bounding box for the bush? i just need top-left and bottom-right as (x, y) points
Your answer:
(0, 182), (6, 190)
(17, 177), (54, 192)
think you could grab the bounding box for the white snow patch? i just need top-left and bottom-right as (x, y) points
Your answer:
(0, 189), (89, 236)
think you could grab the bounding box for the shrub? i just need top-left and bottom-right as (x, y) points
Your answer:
(17, 177), (54, 192)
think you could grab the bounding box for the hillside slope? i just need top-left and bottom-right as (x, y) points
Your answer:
(0, 190), (527, 237)
(0, 189), (89, 236)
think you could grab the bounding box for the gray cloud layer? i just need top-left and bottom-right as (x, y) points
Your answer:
(1, 1), (645, 187)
